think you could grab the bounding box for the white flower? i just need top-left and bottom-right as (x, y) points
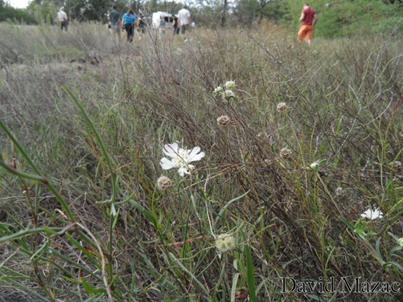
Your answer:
(279, 147), (291, 159)
(215, 234), (236, 252)
(276, 102), (287, 112)
(214, 86), (223, 95)
(224, 81), (235, 89)
(157, 175), (172, 190)
(160, 143), (205, 177)
(397, 237), (403, 247)
(361, 208), (383, 220)
(224, 89), (235, 99)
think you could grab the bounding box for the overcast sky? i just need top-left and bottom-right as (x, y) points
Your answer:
(7, 0), (30, 9)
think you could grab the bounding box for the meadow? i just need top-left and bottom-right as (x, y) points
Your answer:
(1, 21), (403, 301)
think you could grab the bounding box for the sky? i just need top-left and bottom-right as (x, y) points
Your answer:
(7, 0), (30, 9)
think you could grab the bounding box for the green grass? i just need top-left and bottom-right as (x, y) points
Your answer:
(1, 21), (403, 301)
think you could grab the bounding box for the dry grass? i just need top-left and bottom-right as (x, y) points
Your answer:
(1, 21), (403, 301)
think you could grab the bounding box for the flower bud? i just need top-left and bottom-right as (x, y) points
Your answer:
(225, 80), (235, 89)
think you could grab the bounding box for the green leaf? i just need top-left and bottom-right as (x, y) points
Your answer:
(338, 216), (356, 231)
(81, 274), (107, 295)
(230, 273), (240, 302)
(242, 231), (256, 302)
(217, 191), (250, 221)
(383, 261), (403, 272)
(129, 199), (158, 229)
(169, 252), (209, 296)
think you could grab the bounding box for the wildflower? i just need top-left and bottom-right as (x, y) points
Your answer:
(214, 86), (223, 96)
(279, 147), (291, 159)
(224, 89), (235, 99)
(361, 208), (383, 220)
(389, 161), (402, 168)
(335, 187), (345, 196)
(397, 237), (403, 247)
(225, 80), (235, 89)
(217, 115), (231, 126)
(309, 161), (319, 171)
(215, 234), (236, 252)
(276, 102), (287, 112)
(157, 175), (172, 190)
(160, 142), (205, 177)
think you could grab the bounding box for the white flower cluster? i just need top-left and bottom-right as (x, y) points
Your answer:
(215, 234), (236, 252)
(213, 81), (236, 99)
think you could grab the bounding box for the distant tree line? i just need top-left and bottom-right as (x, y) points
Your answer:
(0, 0), (402, 37)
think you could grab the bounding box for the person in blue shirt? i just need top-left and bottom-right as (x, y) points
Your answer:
(121, 9), (138, 42)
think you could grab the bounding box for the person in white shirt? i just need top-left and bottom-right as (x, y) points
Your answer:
(57, 7), (68, 31)
(178, 5), (191, 35)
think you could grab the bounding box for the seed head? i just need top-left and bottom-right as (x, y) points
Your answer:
(217, 115), (231, 126)
(157, 175), (172, 190)
(279, 147), (291, 159)
(276, 102), (288, 112)
(335, 187), (345, 196)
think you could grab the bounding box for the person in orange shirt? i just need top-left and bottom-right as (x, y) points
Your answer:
(298, 3), (318, 47)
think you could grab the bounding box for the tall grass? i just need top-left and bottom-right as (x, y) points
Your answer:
(1, 21), (403, 301)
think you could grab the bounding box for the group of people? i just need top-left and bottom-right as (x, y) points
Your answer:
(108, 4), (192, 42)
(107, 5), (144, 43)
(57, 3), (317, 46)
(158, 5), (193, 37)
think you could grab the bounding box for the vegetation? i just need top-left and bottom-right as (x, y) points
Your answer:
(1, 0), (403, 37)
(1, 12), (403, 302)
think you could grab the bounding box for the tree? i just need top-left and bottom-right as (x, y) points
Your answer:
(220, 0), (227, 27)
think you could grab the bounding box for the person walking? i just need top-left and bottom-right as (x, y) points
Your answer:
(172, 14), (179, 35)
(138, 9), (146, 34)
(108, 5), (121, 41)
(121, 9), (138, 43)
(57, 7), (68, 31)
(297, 3), (317, 47)
(178, 5), (191, 35)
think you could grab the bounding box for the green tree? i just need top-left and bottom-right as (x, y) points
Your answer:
(0, 4), (36, 24)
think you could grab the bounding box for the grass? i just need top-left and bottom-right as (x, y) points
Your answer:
(1, 21), (403, 301)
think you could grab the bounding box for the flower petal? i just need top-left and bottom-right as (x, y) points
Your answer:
(188, 146), (205, 163)
(163, 143), (179, 158)
(178, 166), (189, 177)
(160, 157), (179, 170)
